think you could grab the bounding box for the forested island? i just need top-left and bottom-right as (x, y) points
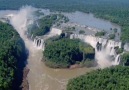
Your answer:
(44, 38), (95, 68)
(0, 21), (26, 90)
(0, 0), (129, 90)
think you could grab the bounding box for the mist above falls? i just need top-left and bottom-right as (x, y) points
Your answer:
(9, 6), (36, 37)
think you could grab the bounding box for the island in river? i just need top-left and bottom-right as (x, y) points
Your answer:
(0, 6), (127, 90)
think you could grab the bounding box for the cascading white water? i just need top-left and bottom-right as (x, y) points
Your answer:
(8, 6), (36, 37)
(113, 54), (121, 65)
(33, 28), (62, 50)
(33, 37), (45, 50)
(70, 34), (122, 68)
(4, 7), (93, 90)
(3, 6), (127, 90)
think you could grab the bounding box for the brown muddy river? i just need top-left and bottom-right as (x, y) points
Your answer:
(0, 8), (121, 90)
(26, 42), (92, 90)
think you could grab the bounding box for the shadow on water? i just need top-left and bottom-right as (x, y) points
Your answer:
(12, 40), (29, 90)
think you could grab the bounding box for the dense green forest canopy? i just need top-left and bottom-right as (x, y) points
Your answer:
(0, 0), (129, 11)
(121, 52), (129, 66)
(0, 1), (129, 89)
(30, 14), (57, 36)
(0, 22), (26, 89)
(67, 66), (129, 90)
(0, 0), (129, 42)
(43, 38), (94, 68)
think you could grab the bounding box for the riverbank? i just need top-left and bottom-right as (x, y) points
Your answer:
(0, 7), (123, 90)
(21, 67), (30, 90)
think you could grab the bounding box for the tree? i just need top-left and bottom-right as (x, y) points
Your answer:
(43, 38), (95, 68)
(67, 66), (129, 90)
(0, 21), (26, 90)
(121, 53), (129, 66)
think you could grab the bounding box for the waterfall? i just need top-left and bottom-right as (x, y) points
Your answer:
(113, 54), (121, 65)
(70, 34), (122, 68)
(32, 28), (62, 50)
(6, 9), (63, 51)
(110, 47), (115, 56)
(33, 37), (45, 50)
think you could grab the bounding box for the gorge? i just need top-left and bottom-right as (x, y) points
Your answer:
(0, 5), (128, 90)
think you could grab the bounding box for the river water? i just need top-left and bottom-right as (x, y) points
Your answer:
(0, 8), (121, 90)
(63, 11), (121, 33)
(27, 48), (92, 90)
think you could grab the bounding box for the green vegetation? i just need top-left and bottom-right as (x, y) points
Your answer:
(0, 22), (26, 89)
(95, 31), (105, 37)
(30, 14), (69, 36)
(109, 34), (115, 39)
(0, 0), (129, 89)
(30, 14), (58, 36)
(0, 0), (129, 42)
(79, 42), (95, 60)
(121, 53), (129, 66)
(67, 66), (129, 90)
(43, 38), (94, 68)
(44, 39), (82, 68)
